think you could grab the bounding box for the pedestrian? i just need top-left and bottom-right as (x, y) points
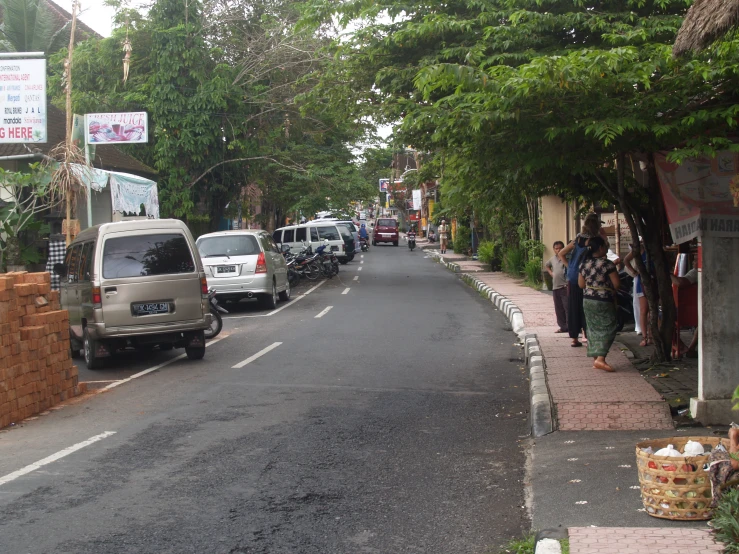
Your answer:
(545, 241), (568, 333)
(623, 240), (652, 347)
(438, 219), (449, 254)
(558, 213), (604, 347)
(578, 236), (620, 372)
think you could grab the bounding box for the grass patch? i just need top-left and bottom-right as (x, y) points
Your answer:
(561, 538), (569, 554)
(495, 533), (536, 554)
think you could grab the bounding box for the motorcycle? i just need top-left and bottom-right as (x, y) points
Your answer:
(360, 237), (370, 252)
(205, 288), (228, 339)
(407, 232), (416, 251)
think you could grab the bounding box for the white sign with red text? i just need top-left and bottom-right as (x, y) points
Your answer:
(0, 59), (46, 143)
(85, 112), (148, 144)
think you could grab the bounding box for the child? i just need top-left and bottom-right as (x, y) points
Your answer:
(545, 241), (568, 333)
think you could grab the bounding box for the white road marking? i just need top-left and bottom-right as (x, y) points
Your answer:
(103, 336), (227, 390)
(342, 288), (350, 295)
(360, 260), (364, 264)
(232, 342), (282, 369)
(361, 255), (364, 259)
(358, 267), (362, 271)
(353, 276), (358, 281)
(226, 280), (327, 320)
(0, 431), (116, 487)
(315, 306), (333, 319)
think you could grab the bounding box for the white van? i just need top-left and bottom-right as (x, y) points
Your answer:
(272, 222), (348, 260)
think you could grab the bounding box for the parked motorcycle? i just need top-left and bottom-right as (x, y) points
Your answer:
(205, 288), (228, 339)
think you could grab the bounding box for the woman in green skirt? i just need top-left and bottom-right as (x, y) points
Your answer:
(578, 236), (620, 372)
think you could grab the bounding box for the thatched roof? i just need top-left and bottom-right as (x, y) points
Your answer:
(673, 0), (739, 56)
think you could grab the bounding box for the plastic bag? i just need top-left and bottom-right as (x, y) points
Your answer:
(654, 444), (683, 457)
(682, 440), (705, 456)
(641, 446), (654, 454)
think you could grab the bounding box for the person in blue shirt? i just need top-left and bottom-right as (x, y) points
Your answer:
(359, 223), (369, 246)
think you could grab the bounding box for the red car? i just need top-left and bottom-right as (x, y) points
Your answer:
(372, 217), (399, 246)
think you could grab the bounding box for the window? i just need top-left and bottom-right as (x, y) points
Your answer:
(295, 227), (307, 242)
(79, 242), (94, 282)
(103, 234), (195, 279)
(310, 227), (319, 242)
(65, 244), (82, 283)
(283, 229), (295, 243)
(197, 235), (260, 258)
(266, 235), (281, 253)
(272, 231), (282, 243)
(317, 226), (340, 241)
(336, 225), (352, 239)
(378, 219), (397, 228)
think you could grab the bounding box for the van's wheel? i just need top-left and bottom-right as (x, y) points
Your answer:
(278, 279), (291, 301)
(260, 281), (278, 309)
(185, 345), (206, 360)
(83, 328), (105, 370)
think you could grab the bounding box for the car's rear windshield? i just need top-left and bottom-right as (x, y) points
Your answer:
(316, 226), (341, 241)
(197, 235), (261, 258)
(377, 219), (397, 228)
(103, 234), (195, 279)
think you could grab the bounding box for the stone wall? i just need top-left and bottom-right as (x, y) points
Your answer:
(0, 272), (85, 429)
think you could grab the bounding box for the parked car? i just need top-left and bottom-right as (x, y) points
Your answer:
(373, 217), (399, 246)
(316, 218), (360, 256)
(196, 230), (290, 309)
(55, 219), (212, 370)
(273, 222), (349, 261)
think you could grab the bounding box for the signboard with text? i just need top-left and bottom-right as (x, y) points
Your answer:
(0, 59), (46, 143)
(85, 112), (148, 144)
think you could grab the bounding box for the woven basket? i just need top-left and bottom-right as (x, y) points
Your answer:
(635, 436), (729, 521)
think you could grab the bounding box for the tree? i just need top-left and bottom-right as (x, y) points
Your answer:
(0, 0), (71, 53)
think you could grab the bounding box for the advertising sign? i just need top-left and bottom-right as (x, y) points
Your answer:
(85, 112), (148, 144)
(655, 152), (739, 244)
(0, 59), (46, 143)
(379, 178), (389, 192)
(412, 189), (422, 211)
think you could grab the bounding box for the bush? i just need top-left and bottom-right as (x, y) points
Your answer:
(477, 240), (496, 264)
(453, 226), (471, 254)
(502, 246), (525, 276)
(713, 487), (739, 553)
(524, 257), (543, 285)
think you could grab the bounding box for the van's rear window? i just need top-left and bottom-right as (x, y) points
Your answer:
(377, 219), (397, 227)
(103, 234), (195, 278)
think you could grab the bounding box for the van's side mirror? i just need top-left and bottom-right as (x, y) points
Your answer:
(281, 244), (291, 253)
(53, 263), (67, 277)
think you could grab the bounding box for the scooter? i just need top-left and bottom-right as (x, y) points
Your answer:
(205, 288), (228, 339)
(360, 237), (370, 252)
(407, 232), (416, 251)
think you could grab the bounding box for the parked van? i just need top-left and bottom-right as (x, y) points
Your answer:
(55, 219), (211, 369)
(196, 230), (290, 307)
(272, 222), (349, 261)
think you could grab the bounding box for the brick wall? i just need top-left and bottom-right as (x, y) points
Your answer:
(0, 272), (86, 429)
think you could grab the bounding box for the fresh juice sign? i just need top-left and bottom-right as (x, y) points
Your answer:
(0, 59), (47, 143)
(85, 112), (148, 144)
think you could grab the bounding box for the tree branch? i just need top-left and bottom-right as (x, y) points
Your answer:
(188, 157), (307, 189)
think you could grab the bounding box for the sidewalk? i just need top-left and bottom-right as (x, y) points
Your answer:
(427, 252), (725, 554)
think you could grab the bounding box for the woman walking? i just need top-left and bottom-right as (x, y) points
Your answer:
(558, 213), (603, 347)
(578, 236), (621, 372)
(438, 219), (449, 254)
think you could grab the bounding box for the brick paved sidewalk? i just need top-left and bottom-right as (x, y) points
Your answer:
(569, 527), (723, 553)
(467, 272), (674, 431)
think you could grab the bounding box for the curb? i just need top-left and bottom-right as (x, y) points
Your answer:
(429, 251), (555, 438)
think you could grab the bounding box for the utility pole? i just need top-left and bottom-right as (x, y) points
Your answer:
(64, 0), (79, 246)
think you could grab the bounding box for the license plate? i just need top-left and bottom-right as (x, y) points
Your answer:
(331, 246), (339, 251)
(217, 265), (236, 274)
(132, 302), (170, 316)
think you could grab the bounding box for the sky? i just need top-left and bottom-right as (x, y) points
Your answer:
(53, 1), (132, 38)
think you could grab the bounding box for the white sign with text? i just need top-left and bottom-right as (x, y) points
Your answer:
(0, 58), (46, 143)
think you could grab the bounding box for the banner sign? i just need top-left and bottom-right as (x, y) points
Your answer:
(0, 58), (46, 143)
(379, 178), (389, 192)
(412, 189), (422, 211)
(85, 112), (148, 144)
(655, 152), (739, 244)
(110, 174), (159, 218)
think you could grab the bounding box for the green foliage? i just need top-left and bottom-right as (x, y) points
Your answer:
(502, 246), (525, 277)
(0, 0), (72, 53)
(477, 240), (496, 265)
(453, 226), (471, 254)
(733, 385), (739, 411)
(524, 257), (543, 286)
(713, 488), (739, 553)
(494, 533), (535, 554)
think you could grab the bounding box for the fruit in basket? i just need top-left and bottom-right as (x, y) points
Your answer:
(665, 490), (679, 498)
(694, 501), (706, 509)
(694, 477), (705, 485)
(648, 461), (658, 469)
(663, 463), (677, 471)
(685, 511), (697, 518)
(657, 476), (670, 483)
(673, 478), (687, 485)
(680, 463), (695, 472)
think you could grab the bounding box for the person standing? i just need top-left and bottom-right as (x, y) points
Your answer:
(578, 236), (621, 372)
(545, 241), (568, 333)
(558, 213), (604, 347)
(438, 219), (449, 254)
(623, 241), (652, 347)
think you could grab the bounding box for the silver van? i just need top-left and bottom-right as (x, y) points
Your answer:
(56, 219), (212, 369)
(196, 230), (290, 307)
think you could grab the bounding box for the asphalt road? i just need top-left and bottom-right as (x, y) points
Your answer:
(1, 245), (531, 553)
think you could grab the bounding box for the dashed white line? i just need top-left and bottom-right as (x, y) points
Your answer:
(315, 306), (333, 319)
(342, 288), (350, 295)
(360, 260), (364, 264)
(104, 336), (227, 390)
(353, 276), (358, 281)
(0, 431), (116, 487)
(232, 342), (283, 369)
(361, 255), (364, 259)
(227, 280), (327, 319)
(358, 267), (363, 271)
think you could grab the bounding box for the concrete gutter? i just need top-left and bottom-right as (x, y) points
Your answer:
(430, 251), (555, 438)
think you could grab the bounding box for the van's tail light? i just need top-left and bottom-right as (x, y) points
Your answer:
(200, 277), (208, 296)
(92, 286), (102, 308)
(342, 243), (346, 252)
(256, 252), (267, 274)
